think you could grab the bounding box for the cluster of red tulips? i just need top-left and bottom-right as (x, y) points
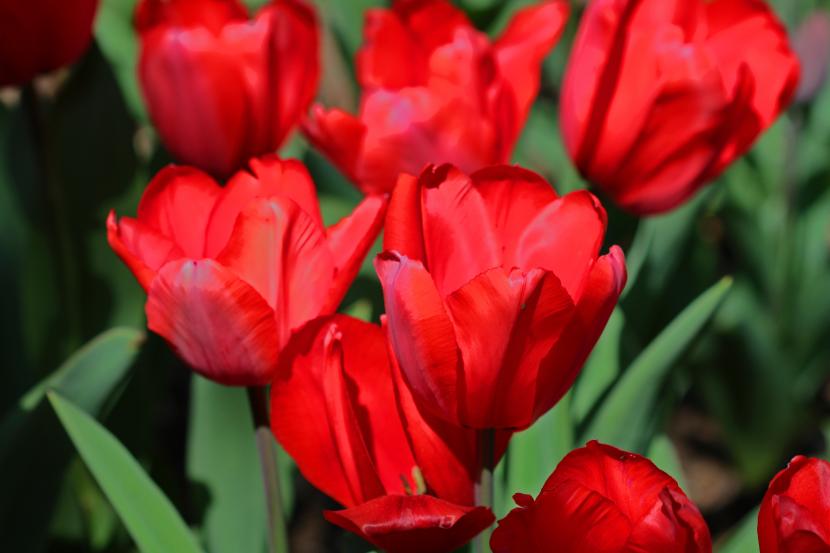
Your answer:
(3, 0), (827, 551)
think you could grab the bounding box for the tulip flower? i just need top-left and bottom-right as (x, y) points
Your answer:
(270, 315), (503, 553)
(561, 0), (800, 215)
(758, 455), (830, 553)
(136, 0), (319, 179)
(0, 0), (99, 86)
(491, 441), (712, 553)
(303, 0), (568, 194)
(107, 156), (385, 385)
(376, 164), (626, 430)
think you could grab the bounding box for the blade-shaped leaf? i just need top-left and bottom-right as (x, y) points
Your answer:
(583, 277), (733, 451)
(572, 308), (624, 423)
(187, 377), (267, 553)
(49, 392), (205, 553)
(0, 327), (144, 551)
(717, 509), (760, 553)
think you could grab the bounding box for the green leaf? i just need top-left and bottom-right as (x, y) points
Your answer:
(647, 435), (686, 489)
(187, 377), (268, 553)
(49, 392), (205, 553)
(0, 328), (144, 551)
(583, 277), (733, 451)
(501, 393), (573, 517)
(717, 509), (760, 553)
(572, 308), (624, 423)
(95, 0), (146, 121)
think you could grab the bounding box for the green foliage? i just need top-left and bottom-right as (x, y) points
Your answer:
(49, 392), (205, 553)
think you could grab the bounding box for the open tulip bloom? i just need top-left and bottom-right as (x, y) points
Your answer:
(304, 0), (569, 194)
(107, 156), (385, 385)
(561, 0), (800, 215)
(377, 164), (627, 431)
(491, 441), (712, 553)
(270, 315), (511, 553)
(136, 0), (319, 179)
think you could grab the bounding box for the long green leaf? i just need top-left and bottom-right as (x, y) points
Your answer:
(187, 377), (268, 553)
(717, 509), (760, 553)
(49, 392), (205, 553)
(0, 327), (144, 551)
(572, 308), (624, 423)
(583, 277), (733, 451)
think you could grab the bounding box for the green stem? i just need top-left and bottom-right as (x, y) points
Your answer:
(22, 84), (82, 354)
(247, 386), (290, 553)
(472, 429), (496, 553)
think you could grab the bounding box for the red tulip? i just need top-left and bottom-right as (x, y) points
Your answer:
(270, 314), (501, 553)
(0, 0), (99, 86)
(136, 0), (319, 179)
(561, 0), (800, 215)
(303, 0), (568, 194)
(758, 456), (830, 553)
(107, 156), (385, 385)
(376, 164), (626, 430)
(491, 441), (712, 553)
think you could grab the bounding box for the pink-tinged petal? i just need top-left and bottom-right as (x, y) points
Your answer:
(301, 105), (369, 191)
(375, 252), (463, 425)
(135, 166), (222, 258)
(357, 8), (426, 88)
(325, 495), (494, 553)
(270, 316), (386, 507)
(444, 268), (574, 429)
(138, 25), (261, 179)
(491, 484), (631, 553)
(470, 165), (558, 268)
(419, 165), (500, 296)
(324, 194), (388, 314)
(258, 0), (320, 148)
(146, 258), (278, 385)
(107, 212), (184, 291)
(386, 326), (478, 505)
(516, 190), (607, 301)
(532, 247), (625, 420)
(216, 197), (332, 343)
(705, 0), (800, 129)
(135, 0), (248, 33)
(383, 172), (427, 261)
(205, 156), (322, 255)
(494, 1), (569, 143)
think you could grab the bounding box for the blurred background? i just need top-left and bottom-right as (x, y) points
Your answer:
(1, 0), (829, 551)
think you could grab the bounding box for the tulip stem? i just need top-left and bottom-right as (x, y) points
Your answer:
(22, 84), (83, 355)
(473, 429), (496, 553)
(247, 386), (290, 553)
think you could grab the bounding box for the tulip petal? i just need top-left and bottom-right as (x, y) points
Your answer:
(270, 316), (387, 507)
(302, 105), (368, 190)
(533, 247), (625, 420)
(146, 258), (278, 385)
(444, 268), (574, 429)
(325, 495), (494, 553)
(392, 0), (473, 56)
(216, 197), (332, 342)
(358, 9), (425, 88)
(324, 194), (388, 314)
(376, 252), (462, 425)
(705, 0), (800, 129)
(136, 166), (222, 258)
(383, 173), (427, 260)
(491, 483), (630, 553)
(107, 212), (184, 291)
(135, 0), (248, 33)
(419, 165), (500, 296)
(260, 0), (320, 148)
(205, 156), (323, 255)
(494, 1), (569, 143)
(516, 190), (607, 301)
(471, 165), (558, 270)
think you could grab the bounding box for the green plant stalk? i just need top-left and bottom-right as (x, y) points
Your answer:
(22, 84), (83, 354)
(247, 386), (289, 553)
(472, 429), (496, 553)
